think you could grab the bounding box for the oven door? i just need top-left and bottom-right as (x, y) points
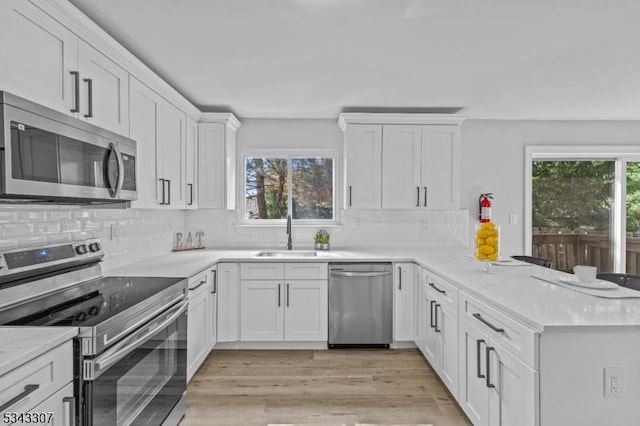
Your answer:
(82, 301), (187, 426)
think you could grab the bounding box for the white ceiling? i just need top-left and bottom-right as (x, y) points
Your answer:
(69, 0), (640, 120)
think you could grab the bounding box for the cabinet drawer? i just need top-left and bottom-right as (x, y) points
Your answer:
(188, 270), (210, 291)
(0, 341), (73, 414)
(284, 263), (328, 280)
(241, 263), (285, 280)
(424, 272), (458, 311)
(460, 291), (538, 369)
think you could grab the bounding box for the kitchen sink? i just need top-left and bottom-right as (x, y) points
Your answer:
(255, 250), (318, 257)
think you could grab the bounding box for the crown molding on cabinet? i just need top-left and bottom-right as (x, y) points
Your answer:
(200, 112), (242, 132)
(338, 113), (467, 131)
(35, 0), (202, 119)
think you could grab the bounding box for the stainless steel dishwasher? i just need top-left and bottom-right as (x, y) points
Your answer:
(328, 263), (393, 348)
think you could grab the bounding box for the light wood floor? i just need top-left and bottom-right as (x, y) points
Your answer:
(180, 348), (472, 426)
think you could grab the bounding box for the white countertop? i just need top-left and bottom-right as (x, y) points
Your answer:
(0, 327), (78, 376)
(106, 247), (640, 332)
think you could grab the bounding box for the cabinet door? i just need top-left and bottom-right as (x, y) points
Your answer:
(129, 77), (161, 208)
(187, 283), (209, 381)
(382, 125), (422, 209)
(217, 263), (239, 342)
(198, 122), (226, 209)
(284, 280), (328, 341)
(421, 125), (460, 209)
(424, 287), (439, 366)
(209, 268), (218, 349)
(439, 301), (459, 398)
(78, 40), (129, 135)
(488, 343), (538, 426)
(185, 116), (198, 209)
(393, 263), (415, 341)
(159, 100), (186, 208)
(459, 318), (490, 426)
(6, 0), (78, 115)
(344, 124), (382, 209)
(413, 266), (423, 344)
(415, 270), (428, 355)
(240, 280), (284, 341)
(25, 382), (75, 426)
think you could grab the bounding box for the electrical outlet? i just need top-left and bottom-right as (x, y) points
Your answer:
(604, 367), (624, 398)
(509, 213), (518, 225)
(110, 224), (118, 240)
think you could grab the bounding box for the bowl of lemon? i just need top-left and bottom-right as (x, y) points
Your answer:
(475, 221), (499, 272)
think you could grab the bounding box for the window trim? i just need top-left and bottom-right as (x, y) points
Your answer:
(525, 145), (640, 272)
(238, 148), (341, 225)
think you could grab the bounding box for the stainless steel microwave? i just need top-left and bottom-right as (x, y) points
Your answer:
(0, 92), (136, 203)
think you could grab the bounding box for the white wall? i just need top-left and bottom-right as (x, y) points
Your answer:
(460, 120), (640, 255)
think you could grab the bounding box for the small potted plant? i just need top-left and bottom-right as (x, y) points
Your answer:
(314, 230), (330, 250)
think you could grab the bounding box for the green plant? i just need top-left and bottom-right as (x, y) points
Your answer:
(314, 230), (330, 244)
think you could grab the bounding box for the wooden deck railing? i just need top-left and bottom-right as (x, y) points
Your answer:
(532, 233), (640, 274)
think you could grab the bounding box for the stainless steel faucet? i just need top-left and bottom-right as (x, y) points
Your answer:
(286, 214), (292, 250)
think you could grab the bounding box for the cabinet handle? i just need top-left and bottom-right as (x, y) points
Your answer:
(429, 300), (436, 328)
(349, 186), (352, 207)
(83, 78), (93, 118)
(485, 346), (496, 388)
(424, 186), (427, 207)
(0, 384), (39, 411)
(190, 276), (208, 291)
(476, 339), (486, 379)
(166, 179), (171, 205)
(416, 186), (420, 207)
(398, 267), (402, 290)
(472, 313), (505, 333)
(278, 283), (281, 307)
(159, 178), (166, 205)
(63, 396), (76, 426)
(188, 183), (194, 206)
(70, 71), (80, 113)
(286, 283), (290, 307)
(429, 282), (447, 295)
(434, 303), (441, 333)
(211, 270), (217, 294)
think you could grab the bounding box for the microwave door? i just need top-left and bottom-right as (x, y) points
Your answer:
(104, 143), (124, 198)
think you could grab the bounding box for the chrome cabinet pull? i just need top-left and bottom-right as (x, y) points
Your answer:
(190, 275), (207, 291)
(286, 283), (290, 307)
(486, 346), (496, 388)
(472, 313), (505, 333)
(434, 303), (441, 333)
(83, 78), (93, 118)
(429, 282), (447, 295)
(416, 186), (420, 207)
(476, 339), (486, 379)
(349, 186), (352, 206)
(70, 71), (80, 113)
(188, 183), (194, 205)
(424, 186), (427, 207)
(278, 283), (281, 307)
(159, 178), (166, 205)
(0, 384), (39, 411)
(398, 267), (402, 290)
(211, 270), (217, 294)
(429, 300), (436, 328)
(63, 396), (76, 426)
(166, 179), (171, 205)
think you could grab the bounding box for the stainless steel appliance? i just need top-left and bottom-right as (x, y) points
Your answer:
(0, 92), (136, 204)
(328, 263), (393, 348)
(0, 240), (187, 426)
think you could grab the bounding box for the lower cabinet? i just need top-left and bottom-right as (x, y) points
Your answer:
(187, 270), (211, 381)
(28, 382), (75, 426)
(393, 262), (415, 341)
(217, 263), (240, 342)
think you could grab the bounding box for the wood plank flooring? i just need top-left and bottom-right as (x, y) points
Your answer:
(180, 348), (472, 426)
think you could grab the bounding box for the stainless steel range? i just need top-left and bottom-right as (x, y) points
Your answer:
(0, 239), (187, 426)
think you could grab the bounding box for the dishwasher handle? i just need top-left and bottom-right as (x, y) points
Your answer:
(330, 271), (392, 278)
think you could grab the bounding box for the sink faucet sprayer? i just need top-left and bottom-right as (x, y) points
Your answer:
(286, 215), (292, 250)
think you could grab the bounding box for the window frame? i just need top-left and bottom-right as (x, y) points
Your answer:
(525, 145), (640, 272)
(238, 148), (341, 226)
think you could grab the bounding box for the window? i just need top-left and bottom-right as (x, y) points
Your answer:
(244, 155), (335, 222)
(526, 146), (640, 274)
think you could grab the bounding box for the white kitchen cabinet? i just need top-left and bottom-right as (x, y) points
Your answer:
(239, 263), (328, 342)
(343, 124), (382, 209)
(421, 125), (461, 209)
(187, 270), (211, 381)
(77, 40), (129, 135)
(185, 116), (198, 209)
(198, 114), (241, 209)
(216, 263), (240, 342)
(25, 382), (75, 426)
(158, 100), (186, 208)
(393, 263), (415, 341)
(209, 267), (218, 349)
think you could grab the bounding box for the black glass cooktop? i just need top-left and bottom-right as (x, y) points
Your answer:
(0, 276), (184, 327)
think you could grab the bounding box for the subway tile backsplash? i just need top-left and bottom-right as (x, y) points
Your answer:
(0, 206), (184, 270)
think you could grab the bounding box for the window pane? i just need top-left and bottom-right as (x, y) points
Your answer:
(626, 162), (640, 274)
(245, 157), (288, 219)
(291, 158), (333, 220)
(532, 160), (615, 272)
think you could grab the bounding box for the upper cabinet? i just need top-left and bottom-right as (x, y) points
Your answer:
(198, 114), (241, 210)
(339, 113), (465, 210)
(185, 117), (198, 209)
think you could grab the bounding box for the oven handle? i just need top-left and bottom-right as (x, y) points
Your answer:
(88, 300), (187, 379)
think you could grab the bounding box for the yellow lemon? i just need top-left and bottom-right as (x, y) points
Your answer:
(477, 229), (491, 239)
(487, 252), (499, 261)
(485, 236), (497, 247)
(475, 251), (487, 261)
(476, 237), (486, 246)
(480, 245), (495, 255)
(491, 229), (499, 238)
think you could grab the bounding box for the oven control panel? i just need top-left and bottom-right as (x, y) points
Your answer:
(0, 239), (104, 273)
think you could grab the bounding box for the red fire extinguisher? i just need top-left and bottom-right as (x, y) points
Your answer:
(479, 193), (493, 223)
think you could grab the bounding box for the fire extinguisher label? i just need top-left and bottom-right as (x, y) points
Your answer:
(480, 207), (491, 222)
